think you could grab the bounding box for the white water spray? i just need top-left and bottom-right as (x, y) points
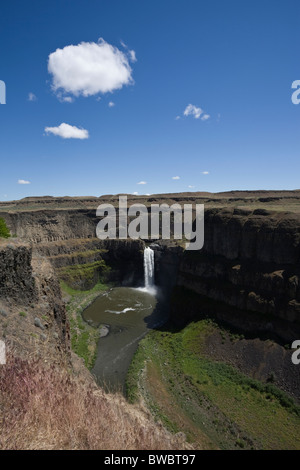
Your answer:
(144, 247), (155, 289)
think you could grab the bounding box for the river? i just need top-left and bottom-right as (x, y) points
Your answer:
(82, 247), (167, 392)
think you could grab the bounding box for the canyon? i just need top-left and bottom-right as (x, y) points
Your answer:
(0, 190), (300, 449)
(1, 191), (300, 364)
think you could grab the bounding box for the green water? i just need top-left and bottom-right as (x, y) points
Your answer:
(83, 286), (167, 391)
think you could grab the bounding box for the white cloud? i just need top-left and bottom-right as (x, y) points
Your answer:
(137, 181), (147, 185)
(28, 92), (37, 101)
(108, 101), (115, 107)
(18, 179), (31, 185)
(129, 50), (137, 63)
(183, 104), (203, 119)
(58, 94), (74, 103)
(175, 115), (181, 120)
(44, 123), (89, 139)
(133, 192), (139, 195)
(120, 40), (137, 63)
(181, 104), (211, 121)
(202, 171), (209, 175)
(48, 38), (134, 100)
(188, 185), (195, 188)
(172, 176), (180, 180)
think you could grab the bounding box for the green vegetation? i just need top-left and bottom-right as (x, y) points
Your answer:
(126, 320), (300, 450)
(61, 280), (109, 369)
(58, 260), (110, 288)
(54, 248), (107, 259)
(19, 311), (27, 317)
(0, 218), (10, 238)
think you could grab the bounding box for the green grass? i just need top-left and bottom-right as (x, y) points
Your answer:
(61, 280), (109, 369)
(126, 320), (300, 449)
(50, 248), (108, 261)
(19, 311), (27, 317)
(60, 280), (108, 297)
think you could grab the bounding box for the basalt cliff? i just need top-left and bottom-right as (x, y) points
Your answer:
(164, 207), (300, 343)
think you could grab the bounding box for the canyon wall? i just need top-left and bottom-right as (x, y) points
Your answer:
(0, 241), (70, 361)
(2, 205), (300, 342)
(167, 208), (300, 342)
(0, 209), (98, 243)
(0, 243), (37, 304)
(0, 210), (145, 289)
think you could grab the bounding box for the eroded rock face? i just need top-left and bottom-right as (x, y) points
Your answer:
(1, 210), (145, 288)
(156, 209), (300, 341)
(0, 243), (37, 304)
(202, 208), (300, 264)
(36, 237), (144, 289)
(0, 209), (99, 243)
(0, 240), (70, 362)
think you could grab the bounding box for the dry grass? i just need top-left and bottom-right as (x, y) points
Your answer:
(0, 351), (189, 450)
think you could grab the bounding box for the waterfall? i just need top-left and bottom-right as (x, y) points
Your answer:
(144, 247), (155, 289)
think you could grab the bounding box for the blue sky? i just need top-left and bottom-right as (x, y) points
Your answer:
(1, 0), (300, 200)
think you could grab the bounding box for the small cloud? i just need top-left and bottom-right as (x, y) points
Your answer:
(55, 92), (74, 103)
(133, 192), (139, 195)
(28, 92), (37, 101)
(188, 185), (195, 188)
(183, 104), (211, 121)
(44, 123), (89, 139)
(145, 193), (151, 196)
(18, 179), (31, 185)
(172, 176), (180, 180)
(137, 181), (147, 185)
(175, 115), (181, 120)
(217, 113), (221, 122)
(202, 171), (209, 175)
(61, 96), (74, 103)
(108, 101), (115, 107)
(120, 40), (137, 63)
(183, 104), (202, 119)
(129, 50), (137, 63)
